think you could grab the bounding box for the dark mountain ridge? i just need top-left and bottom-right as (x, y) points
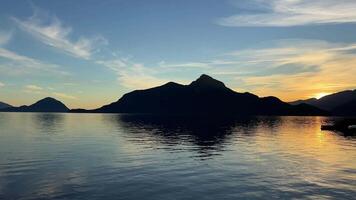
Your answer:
(94, 74), (326, 116)
(0, 101), (12, 109)
(332, 99), (356, 116)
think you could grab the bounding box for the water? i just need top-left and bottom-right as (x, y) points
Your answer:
(0, 113), (355, 200)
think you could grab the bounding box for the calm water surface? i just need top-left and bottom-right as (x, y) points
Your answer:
(0, 113), (355, 199)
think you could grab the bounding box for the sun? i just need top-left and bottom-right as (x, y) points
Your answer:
(314, 92), (331, 99)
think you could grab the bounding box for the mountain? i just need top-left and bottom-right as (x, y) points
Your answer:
(289, 98), (317, 106)
(93, 74), (326, 115)
(0, 97), (69, 113)
(289, 90), (356, 112)
(0, 101), (12, 109)
(332, 99), (356, 116)
(311, 90), (356, 111)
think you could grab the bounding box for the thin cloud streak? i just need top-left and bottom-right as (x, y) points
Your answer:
(0, 47), (70, 77)
(23, 84), (43, 94)
(97, 58), (169, 90)
(25, 85), (43, 91)
(218, 0), (356, 27)
(0, 31), (12, 46)
(12, 8), (107, 59)
(53, 92), (77, 100)
(158, 61), (211, 68)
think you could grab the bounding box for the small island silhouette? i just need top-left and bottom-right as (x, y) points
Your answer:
(1, 97), (69, 113)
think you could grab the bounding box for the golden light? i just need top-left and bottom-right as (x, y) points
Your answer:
(314, 92), (331, 99)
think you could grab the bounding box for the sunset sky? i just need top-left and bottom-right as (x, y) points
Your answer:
(0, 0), (356, 109)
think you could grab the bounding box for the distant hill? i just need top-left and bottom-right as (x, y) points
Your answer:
(0, 97), (69, 113)
(93, 74), (326, 116)
(0, 101), (12, 109)
(289, 90), (356, 115)
(289, 98), (317, 106)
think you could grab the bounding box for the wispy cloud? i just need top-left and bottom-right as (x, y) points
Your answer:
(0, 82), (4, 87)
(24, 84), (43, 94)
(97, 58), (169, 89)
(12, 8), (107, 59)
(25, 84), (43, 91)
(0, 47), (70, 77)
(0, 31), (12, 46)
(158, 61), (211, 68)
(218, 0), (356, 27)
(158, 59), (244, 69)
(53, 92), (77, 100)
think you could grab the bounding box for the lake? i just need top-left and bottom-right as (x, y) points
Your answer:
(0, 113), (355, 199)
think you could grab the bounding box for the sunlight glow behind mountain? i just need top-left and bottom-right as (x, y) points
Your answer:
(315, 92), (331, 99)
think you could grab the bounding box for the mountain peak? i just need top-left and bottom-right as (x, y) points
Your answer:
(198, 74), (213, 79)
(163, 81), (182, 87)
(189, 74), (227, 89)
(33, 97), (63, 105)
(196, 74), (216, 82)
(39, 97), (59, 102)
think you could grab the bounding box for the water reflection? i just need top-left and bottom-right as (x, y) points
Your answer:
(104, 115), (286, 158)
(32, 113), (65, 134)
(1, 113), (355, 200)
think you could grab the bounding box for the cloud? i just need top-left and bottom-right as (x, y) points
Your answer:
(0, 31), (12, 46)
(25, 84), (43, 91)
(24, 84), (43, 94)
(12, 8), (107, 59)
(218, 0), (356, 27)
(157, 59), (246, 69)
(97, 58), (169, 89)
(0, 47), (70, 77)
(158, 61), (211, 68)
(222, 40), (356, 100)
(0, 82), (4, 87)
(52, 92), (77, 100)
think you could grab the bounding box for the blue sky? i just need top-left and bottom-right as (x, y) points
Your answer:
(1, 0), (356, 108)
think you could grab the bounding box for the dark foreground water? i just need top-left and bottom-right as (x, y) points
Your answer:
(0, 113), (355, 200)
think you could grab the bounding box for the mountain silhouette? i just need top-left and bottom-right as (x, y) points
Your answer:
(1, 97), (69, 113)
(93, 74), (326, 115)
(332, 99), (356, 116)
(0, 101), (12, 109)
(289, 90), (356, 114)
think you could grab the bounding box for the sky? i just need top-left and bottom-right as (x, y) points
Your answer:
(0, 0), (356, 109)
